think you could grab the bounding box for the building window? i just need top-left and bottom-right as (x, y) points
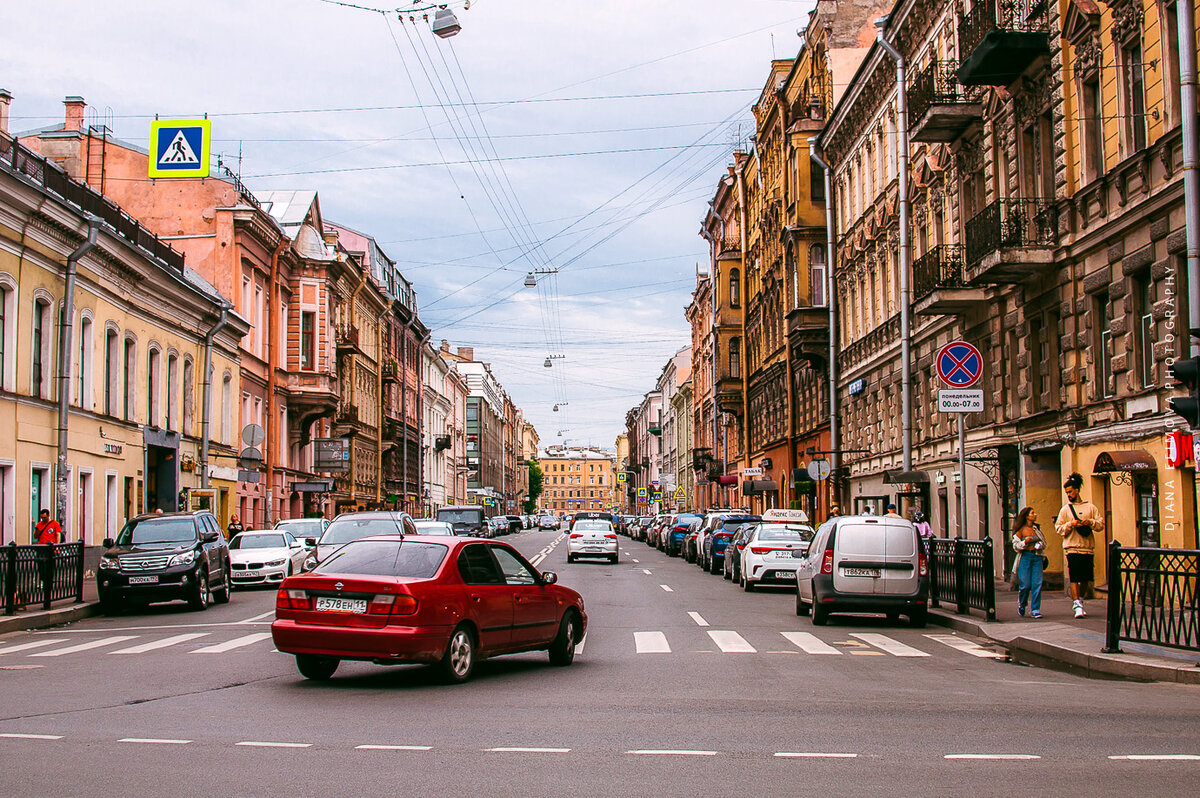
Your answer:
(221, 372), (233, 444)
(810, 154), (825, 203)
(148, 347), (161, 427)
(104, 329), (118, 415)
(182, 358), (195, 436)
(811, 245), (826, 307)
(729, 337), (741, 380)
(166, 353), (179, 431)
(76, 314), (93, 408)
(1135, 273), (1154, 388)
(0, 284), (10, 391)
(1162, 1), (1182, 127)
(300, 311), (316, 369)
(729, 269), (740, 308)
(1095, 291), (1114, 398)
(1079, 76), (1104, 182)
(32, 298), (51, 399)
(124, 338), (136, 420)
(1121, 39), (1147, 154)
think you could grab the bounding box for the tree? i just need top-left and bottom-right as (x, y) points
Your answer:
(523, 459), (544, 514)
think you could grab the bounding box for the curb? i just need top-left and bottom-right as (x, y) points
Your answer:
(0, 602), (102, 636)
(929, 609), (1200, 685)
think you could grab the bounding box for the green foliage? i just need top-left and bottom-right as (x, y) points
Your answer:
(524, 459), (544, 514)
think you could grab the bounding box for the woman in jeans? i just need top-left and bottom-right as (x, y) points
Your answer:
(1012, 506), (1046, 618)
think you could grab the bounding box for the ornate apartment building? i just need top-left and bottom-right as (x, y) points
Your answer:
(539, 446), (616, 515)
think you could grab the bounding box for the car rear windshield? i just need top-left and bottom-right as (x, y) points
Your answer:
(315, 540), (449, 578)
(757, 523), (815, 542)
(574, 521), (612, 532)
(718, 519), (759, 534)
(674, 514), (702, 525)
(275, 520), (323, 536)
(231, 533), (287, 549)
(323, 517), (405, 544)
(115, 517), (197, 546)
(437, 509), (483, 525)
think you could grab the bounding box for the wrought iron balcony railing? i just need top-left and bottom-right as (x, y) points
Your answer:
(838, 313), (900, 372)
(958, 0), (1050, 85)
(913, 245), (965, 299)
(907, 61), (980, 137)
(964, 198), (1057, 266)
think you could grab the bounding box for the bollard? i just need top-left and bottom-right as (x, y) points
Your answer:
(3, 543), (16, 616)
(1101, 540), (1123, 653)
(954, 537), (968, 615)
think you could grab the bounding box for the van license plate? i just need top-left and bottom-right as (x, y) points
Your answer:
(128, 575), (158, 584)
(844, 567), (881, 578)
(315, 596), (367, 614)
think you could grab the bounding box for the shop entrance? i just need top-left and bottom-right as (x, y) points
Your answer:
(1134, 473), (1160, 547)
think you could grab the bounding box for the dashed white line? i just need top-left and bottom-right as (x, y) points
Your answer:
(0, 639), (69, 655)
(111, 633), (210, 655)
(781, 632), (842, 655)
(1108, 754), (1200, 761)
(237, 741), (312, 748)
(487, 747), (571, 753)
(850, 633), (929, 657)
(708, 630), (755, 653)
(632, 559), (639, 563)
(775, 752), (858, 758)
(660, 584), (674, 592)
(29, 636), (138, 657)
(356, 744), (433, 751)
(191, 633), (272, 654)
(944, 754), (1040, 760)
(642, 569), (652, 575)
(627, 749), (718, 756)
(634, 631), (671, 654)
(0, 733), (62, 740)
(119, 738), (191, 745)
(687, 612), (709, 627)
(237, 611), (276, 624)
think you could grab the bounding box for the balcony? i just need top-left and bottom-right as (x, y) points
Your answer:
(908, 61), (982, 143)
(716, 375), (744, 415)
(786, 305), (830, 367)
(336, 325), (362, 356)
(336, 403), (360, 427)
(912, 245), (987, 315)
(381, 360), (398, 383)
(286, 371), (338, 417)
(838, 314), (900, 373)
(957, 0), (1050, 86)
(963, 199), (1057, 284)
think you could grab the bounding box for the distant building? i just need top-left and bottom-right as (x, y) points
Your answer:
(538, 446), (616, 515)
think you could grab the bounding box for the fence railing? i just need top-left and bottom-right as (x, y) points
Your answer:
(929, 536), (997, 620)
(958, 0), (1049, 64)
(838, 313), (900, 372)
(1102, 542), (1199, 654)
(2, 542), (86, 615)
(913, 245), (965, 300)
(964, 198), (1057, 266)
(908, 61), (977, 127)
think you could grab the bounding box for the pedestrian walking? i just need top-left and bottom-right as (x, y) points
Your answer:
(1054, 472), (1103, 619)
(227, 513), (244, 540)
(34, 509), (61, 545)
(1012, 506), (1046, 618)
(912, 510), (933, 553)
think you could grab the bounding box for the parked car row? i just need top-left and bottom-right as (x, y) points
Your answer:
(616, 508), (930, 627)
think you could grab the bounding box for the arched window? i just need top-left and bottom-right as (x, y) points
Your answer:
(811, 245), (826, 307)
(182, 357), (195, 437)
(166, 353), (179, 431)
(729, 337), (741, 379)
(32, 297), (52, 399)
(221, 371), (233, 444)
(77, 313), (94, 409)
(104, 328), (119, 415)
(0, 279), (15, 392)
(729, 268), (740, 308)
(148, 346), (162, 427)
(123, 336), (137, 421)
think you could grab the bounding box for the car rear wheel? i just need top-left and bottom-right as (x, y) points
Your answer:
(296, 654), (339, 680)
(567, 554), (575, 564)
(188, 569), (211, 611)
(743, 576), (754, 592)
(548, 612), (579, 666)
(909, 608), (927, 628)
(213, 564), (231, 604)
(610, 554), (619, 564)
(811, 601), (829, 625)
(709, 556), (721, 575)
(795, 592), (810, 616)
(439, 625), (477, 684)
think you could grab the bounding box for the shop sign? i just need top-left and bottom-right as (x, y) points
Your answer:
(1166, 430), (1193, 468)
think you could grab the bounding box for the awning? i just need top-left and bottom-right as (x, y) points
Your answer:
(1093, 450), (1157, 473)
(741, 479), (780, 495)
(716, 475), (739, 486)
(883, 469), (930, 484)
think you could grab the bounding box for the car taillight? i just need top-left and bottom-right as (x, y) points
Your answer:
(918, 550), (927, 577)
(821, 549), (834, 574)
(276, 588), (311, 611)
(736, 543), (746, 550)
(570, 533), (582, 539)
(605, 534), (617, 539)
(750, 546), (772, 555)
(368, 594), (418, 616)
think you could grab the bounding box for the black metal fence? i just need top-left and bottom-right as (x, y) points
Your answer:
(964, 198), (1057, 266)
(929, 536), (997, 620)
(1, 542), (86, 616)
(1102, 542), (1199, 654)
(913, 245), (965, 300)
(958, 0), (1049, 64)
(908, 61), (974, 127)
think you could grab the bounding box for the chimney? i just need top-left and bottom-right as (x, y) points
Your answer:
(0, 90), (11, 136)
(63, 96), (86, 133)
(323, 228), (339, 247)
(457, 346), (474, 361)
(440, 339), (450, 353)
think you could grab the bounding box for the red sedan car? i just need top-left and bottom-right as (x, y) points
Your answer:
(272, 535), (586, 683)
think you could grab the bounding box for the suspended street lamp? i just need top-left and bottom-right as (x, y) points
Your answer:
(431, 7), (461, 38)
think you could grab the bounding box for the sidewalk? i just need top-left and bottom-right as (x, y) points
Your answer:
(929, 587), (1200, 684)
(0, 572), (101, 636)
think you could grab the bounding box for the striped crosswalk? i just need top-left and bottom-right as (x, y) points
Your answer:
(0, 632), (277, 660)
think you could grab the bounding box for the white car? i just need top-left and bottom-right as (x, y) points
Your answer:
(737, 521), (815, 591)
(567, 520), (618, 564)
(229, 530), (307, 587)
(539, 516), (559, 530)
(413, 519), (457, 535)
(273, 517), (328, 544)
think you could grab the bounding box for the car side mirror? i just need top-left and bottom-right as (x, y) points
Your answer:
(304, 538), (317, 548)
(791, 549), (805, 558)
(540, 571), (558, 585)
(203, 531), (220, 543)
(102, 538), (114, 549)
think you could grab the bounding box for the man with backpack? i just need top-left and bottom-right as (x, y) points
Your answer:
(1054, 472), (1103, 619)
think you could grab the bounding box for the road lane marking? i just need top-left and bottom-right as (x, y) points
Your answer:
(925, 634), (1006, 659)
(487, 747), (571, 753)
(781, 632), (842, 655)
(708, 630), (755, 653)
(111, 633), (210, 654)
(632, 559), (639, 563)
(237, 611), (276, 623)
(1109, 754), (1200, 761)
(634, 631), (671, 654)
(0, 639), (69, 655)
(851, 633), (929, 657)
(642, 569), (652, 575)
(687, 612), (709, 627)
(237, 741), (312, 748)
(191, 633), (272, 654)
(356, 745), (433, 751)
(119, 738), (191, 745)
(775, 752), (858, 758)
(660, 585), (673, 592)
(0, 733), (62, 740)
(627, 750), (717, 756)
(944, 754), (1040, 760)
(29, 636), (138, 657)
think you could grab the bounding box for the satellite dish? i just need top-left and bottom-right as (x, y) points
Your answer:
(242, 423), (266, 447)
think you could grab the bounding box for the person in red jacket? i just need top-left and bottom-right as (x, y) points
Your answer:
(34, 509), (62, 545)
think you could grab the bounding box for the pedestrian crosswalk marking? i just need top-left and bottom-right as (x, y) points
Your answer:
(708, 630), (755, 653)
(687, 612), (709, 627)
(925, 634), (1005, 659)
(634, 631), (670, 654)
(111, 633), (210, 655)
(781, 632), (841, 655)
(850, 633), (929, 657)
(0, 639), (70, 655)
(191, 633), (272, 654)
(29, 636), (138, 657)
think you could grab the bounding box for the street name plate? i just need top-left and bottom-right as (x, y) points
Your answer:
(938, 389), (984, 413)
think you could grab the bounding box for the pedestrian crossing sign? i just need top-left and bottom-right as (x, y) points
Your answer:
(617, 472), (627, 483)
(149, 119), (211, 178)
(636, 487), (646, 497)
(652, 492), (662, 503)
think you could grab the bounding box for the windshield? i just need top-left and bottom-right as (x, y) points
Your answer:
(322, 516), (405, 544)
(274, 519), (323, 536)
(231, 533), (287, 550)
(115, 517), (198, 546)
(413, 521), (454, 534)
(574, 521), (612, 532)
(437, 509), (484, 525)
(315, 540), (448, 578)
(757, 523), (815, 542)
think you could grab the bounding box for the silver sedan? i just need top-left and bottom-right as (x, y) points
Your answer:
(567, 520), (618, 564)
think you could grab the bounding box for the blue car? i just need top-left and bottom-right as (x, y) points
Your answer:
(703, 516), (761, 574)
(666, 514), (702, 556)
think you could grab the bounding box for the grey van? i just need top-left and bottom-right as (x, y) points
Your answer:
(794, 514), (928, 627)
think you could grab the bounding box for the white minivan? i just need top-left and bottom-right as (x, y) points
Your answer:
(794, 514), (928, 627)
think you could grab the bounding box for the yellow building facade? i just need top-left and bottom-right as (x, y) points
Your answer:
(539, 447), (616, 515)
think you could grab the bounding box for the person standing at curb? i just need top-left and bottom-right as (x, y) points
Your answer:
(34, 509), (61, 545)
(227, 513), (244, 540)
(1012, 506), (1046, 618)
(1054, 472), (1102, 619)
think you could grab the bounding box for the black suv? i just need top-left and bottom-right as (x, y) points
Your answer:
(97, 511), (232, 613)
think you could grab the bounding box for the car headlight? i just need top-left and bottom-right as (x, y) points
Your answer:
(98, 556), (119, 570)
(265, 558), (286, 567)
(168, 550), (198, 567)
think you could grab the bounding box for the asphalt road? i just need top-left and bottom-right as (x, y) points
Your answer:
(1, 526), (1198, 797)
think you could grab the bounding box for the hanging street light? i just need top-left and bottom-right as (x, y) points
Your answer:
(524, 273), (537, 287)
(431, 7), (461, 38)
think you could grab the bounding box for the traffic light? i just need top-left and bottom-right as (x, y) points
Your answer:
(1168, 356), (1200, 428)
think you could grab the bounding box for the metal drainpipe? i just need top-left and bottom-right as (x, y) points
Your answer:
(376, 302), (390, 508)
(809, 140), (839, 502)
(200, 305), (231, 490)
(55, 215), (101, 528)
(264, 239), (286, 526)
(1180, 0), (1200, 357)
(735, 157), (750, 504)
(700, 203), (724, 511)
(344, 267), (366, 505)
(417, 330), (431, 515)
(876, 18), (913, 473)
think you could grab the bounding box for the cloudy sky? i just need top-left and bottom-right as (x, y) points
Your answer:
(7, 0), (815, 447)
